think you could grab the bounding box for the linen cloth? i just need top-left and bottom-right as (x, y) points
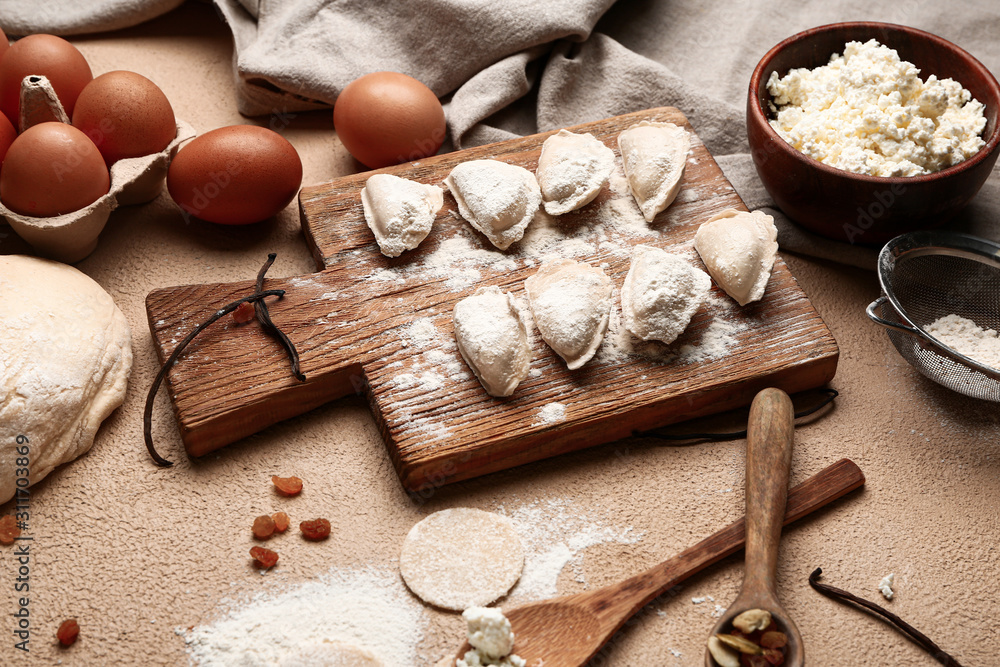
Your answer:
(0, 0), (184, 35)
(4, 0), (1000, 268)
(214, 0), (1000, 269)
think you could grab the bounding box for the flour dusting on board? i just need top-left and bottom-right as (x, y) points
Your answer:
(182, 568), (426, 666)
(358, 162), (659, 294)
(348, 146), (751, 416)
(537, 402), (566, 424)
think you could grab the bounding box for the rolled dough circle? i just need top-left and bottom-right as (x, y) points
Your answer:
(0, 255), (132, 504)
(400, 508), (524, 611)
(279, 642), (383, 667)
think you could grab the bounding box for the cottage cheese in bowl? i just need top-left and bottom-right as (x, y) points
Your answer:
(767, 38), (987, 177)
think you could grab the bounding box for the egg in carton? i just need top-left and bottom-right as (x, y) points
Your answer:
(0, 75), (196, 263)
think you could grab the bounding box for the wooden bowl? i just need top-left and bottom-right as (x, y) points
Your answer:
(747, 22), (1000, 245)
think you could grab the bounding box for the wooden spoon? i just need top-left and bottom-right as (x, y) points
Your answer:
(451, 456), (864, 666)
(704, 387), (801, 667)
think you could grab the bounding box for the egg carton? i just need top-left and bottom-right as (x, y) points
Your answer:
(0, 75), (196, 263)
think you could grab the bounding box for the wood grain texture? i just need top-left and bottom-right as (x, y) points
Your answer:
(705, 388), (804, 667)
(145, 107), (839, 490)
(455, 458), (865, 667)
(744, 388), (795, 601)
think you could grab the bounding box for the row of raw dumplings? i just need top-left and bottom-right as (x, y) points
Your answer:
(454, 208), (779, 397)
(360, 121), (689, 257)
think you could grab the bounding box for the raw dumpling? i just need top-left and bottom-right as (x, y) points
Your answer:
(622, 244), (711, 344)
(525, 258), (612, 369)
(536, 130), (615, 216)
(694, 209), (778, 306)
(453, 286), (531, 397)
(617, 121), (690, 222)
(361, 173), (443, 257)
(444, 159), (541, 250)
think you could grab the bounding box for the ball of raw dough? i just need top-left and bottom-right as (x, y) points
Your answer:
(0, 255), (132, 504)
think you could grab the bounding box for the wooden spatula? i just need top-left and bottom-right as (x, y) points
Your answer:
(451, 457), (864, 666)
(705, 388), (802, 667)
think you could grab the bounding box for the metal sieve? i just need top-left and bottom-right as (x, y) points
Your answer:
(866, 230), (1000, 402)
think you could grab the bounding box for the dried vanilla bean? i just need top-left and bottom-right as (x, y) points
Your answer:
(144, 254), (304, 466)
(253, 253), (305, 382)
(808, 568), (964, 667)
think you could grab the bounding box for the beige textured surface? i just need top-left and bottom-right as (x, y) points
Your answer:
(1, 4), (998, 666)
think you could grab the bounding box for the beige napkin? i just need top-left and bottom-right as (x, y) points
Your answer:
(0, 0), (184, 35)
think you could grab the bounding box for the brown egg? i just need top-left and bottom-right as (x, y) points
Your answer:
(72, 71), (176, 166)
(0, 112), (15, 167)
(0, 27), (8, 64)
(0, 35), (93, 127)
(333, 71), (446, 169)
(0, 122), (110, 217)
(167, 125), (303, 225)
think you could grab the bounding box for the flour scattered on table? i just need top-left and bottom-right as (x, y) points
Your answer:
(499, 498), (642, 602)
(537, 402), (566, 424)
(878, 573), (895, 600)
(279, 642), (383, 666)
(182, 568), (426, 667)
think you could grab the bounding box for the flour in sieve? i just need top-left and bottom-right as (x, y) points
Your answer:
(925, 314), (1000, 370)
(181, 568), (427, 666)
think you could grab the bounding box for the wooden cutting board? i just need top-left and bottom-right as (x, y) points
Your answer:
(145, 107), (838, 493)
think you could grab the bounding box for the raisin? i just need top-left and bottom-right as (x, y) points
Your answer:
(250, 546), (279, 568)
(763, 648), (785, 666)
(233, 301), (255, 324)
(271, 475), (303, 496)
(57, 619), (79, 647)
(272, 511), (290, 533)
(252, 514), (275, 540)
(760, 631), (787, 649)
(0, 515), (20, 545)
(300, 518), (331, 540)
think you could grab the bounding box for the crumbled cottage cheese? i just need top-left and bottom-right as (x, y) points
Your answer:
(767, 39), (987, 176)
(878, 573), (895, 600)
(457, 607), (526, 667)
